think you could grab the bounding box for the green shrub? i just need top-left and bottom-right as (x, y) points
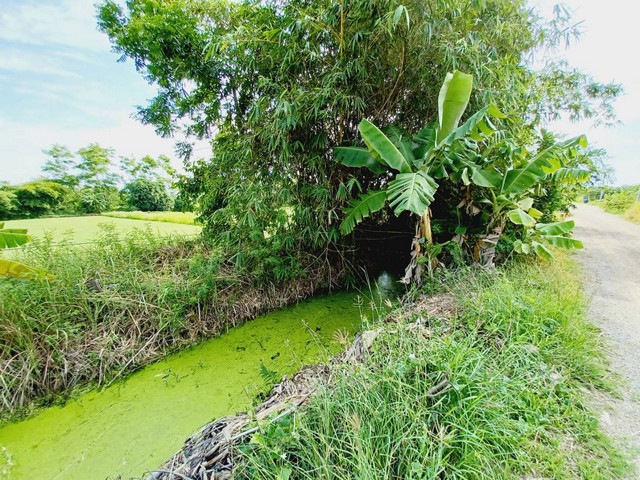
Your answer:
(123, 179), (172, 212)
(602, 190), (636, 214)
(0, 190), (17, 220)
(0, 228), (222, 418)
(237, 257), (630, 479)
(11, 180), (68, 218)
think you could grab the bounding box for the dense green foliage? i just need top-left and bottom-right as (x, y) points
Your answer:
(237, 256), (630, 478)
(98, 0), (620, 283)
(123, 178), (173, 211)
(1, 144), (176, 219)
(602, 187), (639, 214)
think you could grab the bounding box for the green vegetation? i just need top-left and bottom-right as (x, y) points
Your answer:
(0, 291), (362, 479)
(0, 144), (177, 219)
(237, 255), (630, 479)
(337, 71), (588, 278)
(101, 210), (196, 225)
(623, 203), (640, 224)
(98, 0), (619, 282)
(0, 229), (208, 417)
(0, 224), (53, 280)
(0, 216), (200, 245)
(586, 185), (640, 223)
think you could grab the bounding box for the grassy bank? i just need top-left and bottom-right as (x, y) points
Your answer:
(0, 216), (200, 246)
(623, 203), (640, 224)
(101, 211), (197, 225)
(235, 255), (631, 479)
(0, 228), (337, 421)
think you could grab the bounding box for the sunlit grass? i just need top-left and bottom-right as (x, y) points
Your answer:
(101, 211), (197, 225)
(0, 215), (200, 247)
(236, 255), (631, 479)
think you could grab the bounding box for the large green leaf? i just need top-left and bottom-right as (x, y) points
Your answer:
(340, 190), (388, 234)
(535, 220), (575, 235)
(547, 167), (591, 184)
(437, 104), (504, 147)
(334, 146), (388, 174)
(501, 135), (587, 195)
(387, 170), (438, 216)
(436, 71), (473, 145)
(543, 235), (583, 249)
(0, 259), (55, 280)
(382, 125), (417, 165)
(0, 229), (32, 249)
(470, 167), (501, 188)
(507, 208), (536, 227)
(531, 241), (553, 260)
(358, 119), (412, 173)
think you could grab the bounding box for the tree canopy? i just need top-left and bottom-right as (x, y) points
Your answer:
(97, 0), (620, 282)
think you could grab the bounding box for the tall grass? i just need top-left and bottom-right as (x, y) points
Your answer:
(236, 256), (631, 479)
(0, 226), (218, 420)
(101, 211), (197, 225)
(623, 203), (640, 225)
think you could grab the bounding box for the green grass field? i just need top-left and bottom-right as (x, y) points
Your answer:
(101, 211), (197, 225)
(2, 216), (201, 246)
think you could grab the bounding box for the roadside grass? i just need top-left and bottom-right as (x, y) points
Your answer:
(236, 255), (631, 479)
(623, 203), (640, 225)
(101, 211), (197, 225)
(0, 216), (200, 246)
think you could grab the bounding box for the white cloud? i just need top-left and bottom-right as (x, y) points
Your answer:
(0, 117), (192, 184)
(0, 1), (110, 51)
(0, 46), (81, 77)
(530, 0), (640, 184)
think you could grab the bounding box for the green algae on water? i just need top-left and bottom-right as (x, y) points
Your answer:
(0, 292), (366, 480)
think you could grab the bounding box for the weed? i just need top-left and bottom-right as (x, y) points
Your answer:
(235, 255), (631, 479)
(101, 211), (197, 225)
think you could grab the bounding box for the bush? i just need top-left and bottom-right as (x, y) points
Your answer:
(123, 179), (172, 212)
(602, 190), (636, 214)
(11, 180), (68, 218)
(79, 186), (121, 214)
(0, 190), (17, 220)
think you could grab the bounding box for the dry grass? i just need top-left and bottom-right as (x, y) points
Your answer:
(623, 203), (640, 225)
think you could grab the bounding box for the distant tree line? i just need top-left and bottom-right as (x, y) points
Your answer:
(0, 144), (188, 220)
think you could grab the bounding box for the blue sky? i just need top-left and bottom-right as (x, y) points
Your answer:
(0, 0), (181, 185)
(0, 0), (638, 186)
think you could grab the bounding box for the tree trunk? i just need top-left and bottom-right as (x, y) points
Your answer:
(474, 219), (505, 268)
(401, 209), (432, 284)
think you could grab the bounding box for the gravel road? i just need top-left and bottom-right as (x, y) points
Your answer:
(572, 204), (640, 472)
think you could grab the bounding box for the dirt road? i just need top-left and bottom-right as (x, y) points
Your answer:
(573, 204), (640, 471)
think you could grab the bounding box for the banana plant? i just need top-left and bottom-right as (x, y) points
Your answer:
(0, 223), (54, 280)
(335, 71), (504, 282)
(513, 219), (583, 260)
(464, 135), (589, 266)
